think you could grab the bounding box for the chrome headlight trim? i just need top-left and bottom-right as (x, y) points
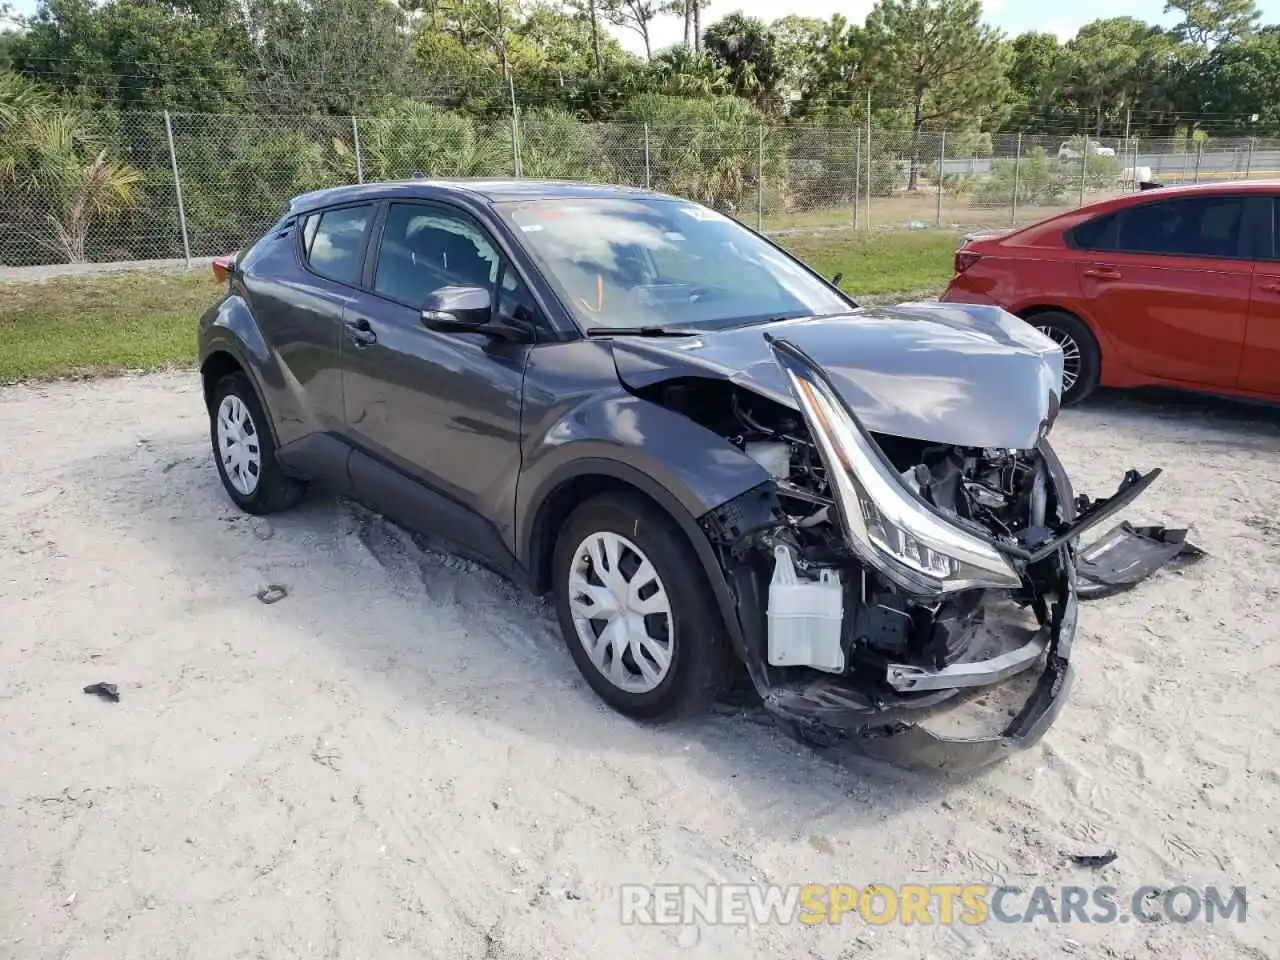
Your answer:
(768, 336), (1023, 595)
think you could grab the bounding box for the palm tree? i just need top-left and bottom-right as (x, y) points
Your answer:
(3, 104), (144, 263)
(0, 72), (50, 180)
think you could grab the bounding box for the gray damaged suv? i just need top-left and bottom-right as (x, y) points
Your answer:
(199, 180), (1159, 771)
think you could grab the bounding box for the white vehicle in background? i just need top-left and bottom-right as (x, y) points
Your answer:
(1058, 139), (1117, 161)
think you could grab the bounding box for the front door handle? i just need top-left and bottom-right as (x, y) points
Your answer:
(345, 317), (377, 347)
(1260, 282), (1280, 294)
(1084, 267), (1122, 280)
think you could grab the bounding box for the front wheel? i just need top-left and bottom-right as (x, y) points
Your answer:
(1030, 310), (1100, 406)
(551, 492), (732, 721)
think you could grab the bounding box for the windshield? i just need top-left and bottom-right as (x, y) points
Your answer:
(495, 197), (851, 331)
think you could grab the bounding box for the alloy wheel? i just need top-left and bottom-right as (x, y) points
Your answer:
(567, 531), (674, 694)
(216, 393), (262, 496)
(1037, 325), (1082, 394)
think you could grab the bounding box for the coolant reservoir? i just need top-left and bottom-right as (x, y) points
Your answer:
(767, 545), (845, 674)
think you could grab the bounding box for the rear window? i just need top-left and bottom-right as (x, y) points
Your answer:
(301, 204), (373, 284)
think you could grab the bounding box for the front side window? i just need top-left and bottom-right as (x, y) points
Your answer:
(494, 198), (851, 331)
(302, 204), (373, 284)
(373, 203), (534, 323)
(1115, 196), (1245, 259)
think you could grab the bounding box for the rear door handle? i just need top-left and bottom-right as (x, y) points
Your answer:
(1084, 267), (1122, 280)
(1260, 282), (1280, 294)
(345, 317), (377, 347)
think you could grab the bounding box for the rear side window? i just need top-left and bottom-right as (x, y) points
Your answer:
(1067, 213), (1118, 251)
(1114, 196), (1245, 259)
(301, 204), (373, 284)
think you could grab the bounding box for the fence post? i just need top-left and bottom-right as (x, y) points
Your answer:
(1078, 138), (1087, 209)
(852, 129), (861, 228)
(643, 122), (652, 189)
(507, 72), (522, 177)
(756, 122), (765, 231)
(351, 117), (364, 184)
(1246, 137), (1256, 178)
(865, 90), (872, 230)
(1182, 142), (1189, 184)
(935, 131), (946, 226)
(1011, 133), (1022, 224)
(163, 110), (192, 268)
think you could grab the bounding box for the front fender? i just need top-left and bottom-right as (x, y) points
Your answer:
(518, 392), (770, 545)
(516, 392), (771, 655)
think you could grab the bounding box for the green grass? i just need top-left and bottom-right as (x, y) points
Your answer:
(776, 228), (961, 297)
(0, 270), (221, 381)
(0, 228), (960, 380)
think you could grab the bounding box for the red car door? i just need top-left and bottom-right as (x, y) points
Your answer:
(1076, 194), (1251, 389)
(1239, 197), (1280, 396)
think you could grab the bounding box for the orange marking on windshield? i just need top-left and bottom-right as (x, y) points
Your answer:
(579, 274), (605, 313)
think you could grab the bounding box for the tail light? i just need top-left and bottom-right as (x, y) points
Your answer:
(211, 256), (236, 284)
(954, 250), (982, 274)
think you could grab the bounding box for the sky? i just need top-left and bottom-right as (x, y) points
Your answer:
(605, 0), (1280, 54)
(4, 0), (1280, 46)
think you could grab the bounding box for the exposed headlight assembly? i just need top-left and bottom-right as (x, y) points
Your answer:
(768, 337), (1022, 595)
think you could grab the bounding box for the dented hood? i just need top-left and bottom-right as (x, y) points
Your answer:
(611, 302), (1064, 449)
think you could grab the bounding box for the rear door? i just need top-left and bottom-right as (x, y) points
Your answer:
(238, 202), (375, 445)
(1075, 194), (1252, 389)
(1240, 195), (1280, 395)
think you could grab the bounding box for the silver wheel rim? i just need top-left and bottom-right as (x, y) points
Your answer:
(1037, 325), (1083, 394)
(216, 394), (262, 496)
(567, 531), (674, 694)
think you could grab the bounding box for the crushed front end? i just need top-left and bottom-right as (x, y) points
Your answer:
(681, 339), (1160, 772)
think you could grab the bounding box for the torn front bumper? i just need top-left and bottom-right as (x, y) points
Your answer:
(757, 557), (1080, 774)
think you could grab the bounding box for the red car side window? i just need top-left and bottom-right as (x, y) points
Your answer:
(1114, 197), (1245, 259)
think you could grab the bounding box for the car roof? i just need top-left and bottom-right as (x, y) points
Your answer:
(1105, 179), (1280, 204)
(288, 178), (678, 215)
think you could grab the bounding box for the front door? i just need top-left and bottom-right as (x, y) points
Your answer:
(340, 201), (540, 554)
(1076, 193), (1251, 389)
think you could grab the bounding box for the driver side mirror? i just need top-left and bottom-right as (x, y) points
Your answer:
(421, 285), (493, 331)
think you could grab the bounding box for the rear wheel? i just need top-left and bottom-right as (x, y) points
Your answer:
(551, 492), (731, 721)
(209, 372), (306, 514)
(1029, 310), (1100, 405)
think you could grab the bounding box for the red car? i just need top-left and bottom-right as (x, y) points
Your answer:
(941, 181), (1280, 405)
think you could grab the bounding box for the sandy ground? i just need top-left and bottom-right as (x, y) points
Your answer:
(2, 372), (1278, 960)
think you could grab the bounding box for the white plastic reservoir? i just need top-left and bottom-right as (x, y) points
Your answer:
(767, 545), (846, 674)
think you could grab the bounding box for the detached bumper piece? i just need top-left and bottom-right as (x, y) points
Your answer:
(1076, 522), (1205, 600)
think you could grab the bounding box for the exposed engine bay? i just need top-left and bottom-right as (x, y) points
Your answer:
(634, 347), (1192, 772)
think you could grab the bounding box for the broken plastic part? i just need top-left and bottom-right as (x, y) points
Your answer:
(767, 545), (845, 673)
(1076, 523), (1205, 600)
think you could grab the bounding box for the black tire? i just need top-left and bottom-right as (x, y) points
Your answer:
(209, 372), (306, 515)
(552, 492), (732, 721)
(1029, 310), (1100, 405)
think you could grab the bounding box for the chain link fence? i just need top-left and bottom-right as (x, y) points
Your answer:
(4, 107), (1280, 268)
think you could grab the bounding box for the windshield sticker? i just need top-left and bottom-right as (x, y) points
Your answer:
(680, 206), (729, 223)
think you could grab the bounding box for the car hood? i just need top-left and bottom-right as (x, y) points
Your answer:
(610, 302), (1064, 449)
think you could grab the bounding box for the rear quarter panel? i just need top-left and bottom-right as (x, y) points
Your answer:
(942, 212), (1125, 380)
